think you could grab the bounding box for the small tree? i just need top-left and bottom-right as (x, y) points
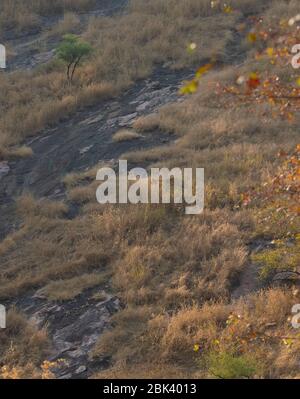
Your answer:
(56, 34), (93, 83)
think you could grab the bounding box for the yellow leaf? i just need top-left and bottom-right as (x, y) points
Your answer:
(266, 47), (274, 57)
(195, 63), (213, 78)
(223, 4), (233, 14)
(282, 338), (293, 347)
(179, 79), (199, 95)
(247, 32), (257, 43)
(193, 344), (200, 352)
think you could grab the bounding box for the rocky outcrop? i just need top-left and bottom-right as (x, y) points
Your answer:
(18, 289), (120, 379)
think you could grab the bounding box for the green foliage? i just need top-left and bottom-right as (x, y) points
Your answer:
(205, 351), (258, 379)
(252, 238), (300, 281)
(56, 34), (93, 82)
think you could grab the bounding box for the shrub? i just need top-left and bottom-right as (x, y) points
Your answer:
(204, 351), (259, 379)
(56, 34), (93, 82)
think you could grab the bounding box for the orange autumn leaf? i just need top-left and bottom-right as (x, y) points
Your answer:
(278, 150), (288, 157)
(195, 63), (213, 78)
(247, 72), (260, 90)
(290, 206), (300, 215)
(241, 193), (251, 206)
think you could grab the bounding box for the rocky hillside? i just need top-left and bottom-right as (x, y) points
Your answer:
(0, 0), (299, 379)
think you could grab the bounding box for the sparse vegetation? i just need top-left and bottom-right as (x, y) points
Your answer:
(204, 351), (259, 379)
(0, 0), (299, 380)
(39, 272), (110, 301)
(0, 0), (255, 158)
(56, 34), (93, 82)
(46, 12), (81, 38)
(0, 0), (96, 35)
(112, 129), (142, 142)
(0, 309), (49, 378)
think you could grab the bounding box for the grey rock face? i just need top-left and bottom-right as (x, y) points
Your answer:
(0, 162), (10, 180)
(19, 290), (120, 379)
(273, 271), (300, 283)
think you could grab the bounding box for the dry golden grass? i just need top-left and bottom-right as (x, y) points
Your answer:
(63, 160), (116, 188)
(67, 181), (98, 204)
(46, 12), (81, 38)
(112, 129), (142, 142)
(39, 272), (110, 301)
(0, 0), (299, 379)
(17, 194), (68, 219)
(94, 288), (300, 379)
(0, 0), (258, 158)
(0, 309), (49, 371)
(0, 145), (33, 161)
(132, 113), (161, 133)
(0, 0), (96, 34)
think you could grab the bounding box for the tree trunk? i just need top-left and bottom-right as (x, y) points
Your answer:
(67, 62), (73, 82)
(70, 56), (82, 82)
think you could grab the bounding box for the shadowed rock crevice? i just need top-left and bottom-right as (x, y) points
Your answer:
(15, 287), (120, 379)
